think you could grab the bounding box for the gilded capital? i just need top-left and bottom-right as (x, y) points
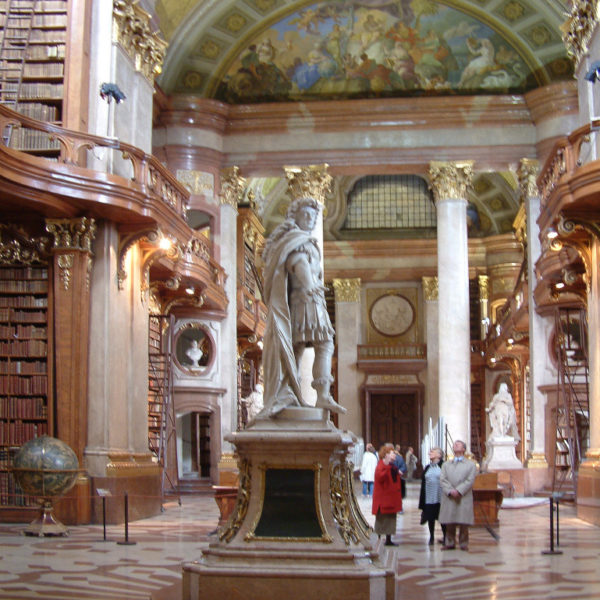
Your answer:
(428, 161), (474, 202)
(45, 218), (96, 252)
(284, 164), (332, 205)
(220, 166), (246, 210)
(561, 0), (598, 69)
(526, 452), (548, 469)
(478, 274), (489, 300)
(332, 278), (361, 303)
(517, 158), (539, 201)
(113, 0), (168, 81)
(422, 276), (438, 300)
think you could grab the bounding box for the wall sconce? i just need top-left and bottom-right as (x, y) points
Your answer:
(185, 286), (195, 295)
(159, 237), (173, 250)
(490, 357), (496, 363)
(546, 227), (558, 239)
(555, 282), (565, 289)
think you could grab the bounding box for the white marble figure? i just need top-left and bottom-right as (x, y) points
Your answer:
(185, 340), (204, 368)
(259, 196), (346, 418)
(242, 383), (264, 422)
(486, 382), (520, 440)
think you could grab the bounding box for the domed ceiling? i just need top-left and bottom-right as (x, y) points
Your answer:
(156, 0), (573, 103)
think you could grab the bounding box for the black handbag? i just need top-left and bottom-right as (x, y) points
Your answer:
(401, 478), (406, 498)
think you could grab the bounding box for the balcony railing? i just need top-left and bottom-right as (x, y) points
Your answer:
(0, 103), (188, 220)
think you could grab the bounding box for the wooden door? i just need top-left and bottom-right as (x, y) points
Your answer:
(370, 392), (419, 452)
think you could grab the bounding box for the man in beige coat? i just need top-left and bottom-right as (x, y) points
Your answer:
(439, 439), (477, 551)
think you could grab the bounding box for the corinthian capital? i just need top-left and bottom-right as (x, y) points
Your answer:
(428, 161), (473, 203)
(45, 218), (97, 252)
(517, 158), (540, 201)
(561, 0), (598, 69)
(332, 278), (361, 302)
(422, 276), (438, 300)
(220, 166), (246, 210)
(284, 164), (332, 205)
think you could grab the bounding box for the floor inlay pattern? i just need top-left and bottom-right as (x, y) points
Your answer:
(0, 481), (598, 599)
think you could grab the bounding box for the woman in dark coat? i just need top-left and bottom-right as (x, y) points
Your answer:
(372, 443), (403, 546)
(418, 447), (447, 545)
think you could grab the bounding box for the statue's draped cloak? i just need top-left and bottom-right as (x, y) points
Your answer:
(260, 227), (314, 415)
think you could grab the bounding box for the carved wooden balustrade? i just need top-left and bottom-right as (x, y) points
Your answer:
(538, 119), (600, 220)
(0, 103), (187, 221)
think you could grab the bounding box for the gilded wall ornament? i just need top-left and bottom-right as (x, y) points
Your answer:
(57, 253), (74, 291)
(0, 225), (49, 265)
(176, 169), (214, 196)
(478, 275), (490, 300)
(428, 161), (474, 202)
(422, 276), (438, 300)
(284, 164), (332, 205)
(332, 278), (361, 303)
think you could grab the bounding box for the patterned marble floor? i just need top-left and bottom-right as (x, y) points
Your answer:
(0, 481), (598, 599)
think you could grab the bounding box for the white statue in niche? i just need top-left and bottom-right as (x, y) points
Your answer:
(185, 340), (204, 369)
(242, 383), (264, 422)
(486, 382), (520, 440)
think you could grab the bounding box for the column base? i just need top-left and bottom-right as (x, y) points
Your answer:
(577, 452), (600, 526)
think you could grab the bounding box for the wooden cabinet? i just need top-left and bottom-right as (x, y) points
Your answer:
(0, 262), (53, 516)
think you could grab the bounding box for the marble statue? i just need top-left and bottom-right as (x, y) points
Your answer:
(185, 340), (204, 368)
(259, 196), (346, 418)
(242, 383), (264, 421)
(486, 382), (520, 439)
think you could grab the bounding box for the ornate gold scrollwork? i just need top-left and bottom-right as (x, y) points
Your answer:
(428, 161), (474, 202)
(218, 458), (250, 543)
(220, 166), (246, 210)
(560, 0), (598, 69)
(422, 276), (438, 301)
(57, 253), (74, 290)
(0, 225), (49, 264)
(329, 459), (371, 545)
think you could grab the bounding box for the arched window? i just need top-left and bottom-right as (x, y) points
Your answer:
(343, 175), (435, 232)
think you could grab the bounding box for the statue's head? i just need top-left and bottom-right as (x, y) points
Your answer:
(287, 197), (320, 222)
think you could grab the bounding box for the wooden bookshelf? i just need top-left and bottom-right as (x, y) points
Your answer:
(0, 262), (53, 515)
(0, 0), (67, 154)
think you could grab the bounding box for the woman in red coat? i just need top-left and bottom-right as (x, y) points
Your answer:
(372, 443), (403, 546)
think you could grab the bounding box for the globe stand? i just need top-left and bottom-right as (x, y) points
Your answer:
(23, 498), (69, 537)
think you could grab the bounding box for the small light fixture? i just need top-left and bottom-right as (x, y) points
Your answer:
(159, 237), (172, 250)
(257, 339), (263, 350)
(555, 282), (565, 289)
(507, 337), (515, 345)
(490, 357), (496, 364)
(185, 286), (195, 295)
(547, 228), (558, 239)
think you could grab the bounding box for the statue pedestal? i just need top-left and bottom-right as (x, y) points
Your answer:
(182, 408), (395, 600)
(483, 436), (522, 471)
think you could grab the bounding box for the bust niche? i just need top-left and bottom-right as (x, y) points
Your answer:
(175, 323), (213, 374)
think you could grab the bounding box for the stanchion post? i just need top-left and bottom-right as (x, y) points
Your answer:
(542, 496), (562, 555)
(97, 488), (113, 542)
(116, 492), (137, 546)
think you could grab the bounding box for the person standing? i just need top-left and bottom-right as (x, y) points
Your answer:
(372, 444), (403, 546)
(360, 443), (378, 497)
(418, 447), (447, 545)
(405, 446), (418, 480)
(439, 440), (477, 551)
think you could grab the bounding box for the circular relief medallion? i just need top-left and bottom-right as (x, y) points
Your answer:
(369, 294), (415, 337)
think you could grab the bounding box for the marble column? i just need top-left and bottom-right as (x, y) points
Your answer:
(284, 164), (332, 407)
(219, 167), (245, 451)
(422, 277), (439, 427)
(518, 160), (552, 476)
(429, 161), (473, 451)
(578, 236), (600, 523)
(332, 278), (361, 432)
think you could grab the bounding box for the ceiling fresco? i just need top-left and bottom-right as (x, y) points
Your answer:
(157, 0), (573, 102)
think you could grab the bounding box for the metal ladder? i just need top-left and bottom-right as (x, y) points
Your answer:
(148, 314), (180, 508)
(0, 0), (37, 143)
(552, 307), (590, 500)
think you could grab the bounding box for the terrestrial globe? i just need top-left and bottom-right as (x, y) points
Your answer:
(12, 435), (80, 536)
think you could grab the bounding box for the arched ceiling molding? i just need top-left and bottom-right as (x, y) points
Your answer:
(157, 0), (572, 101)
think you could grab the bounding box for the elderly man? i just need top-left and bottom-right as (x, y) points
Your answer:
(439, 439), (477, 551)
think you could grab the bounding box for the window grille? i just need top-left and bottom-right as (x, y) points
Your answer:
(344, 175), (435, 230)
